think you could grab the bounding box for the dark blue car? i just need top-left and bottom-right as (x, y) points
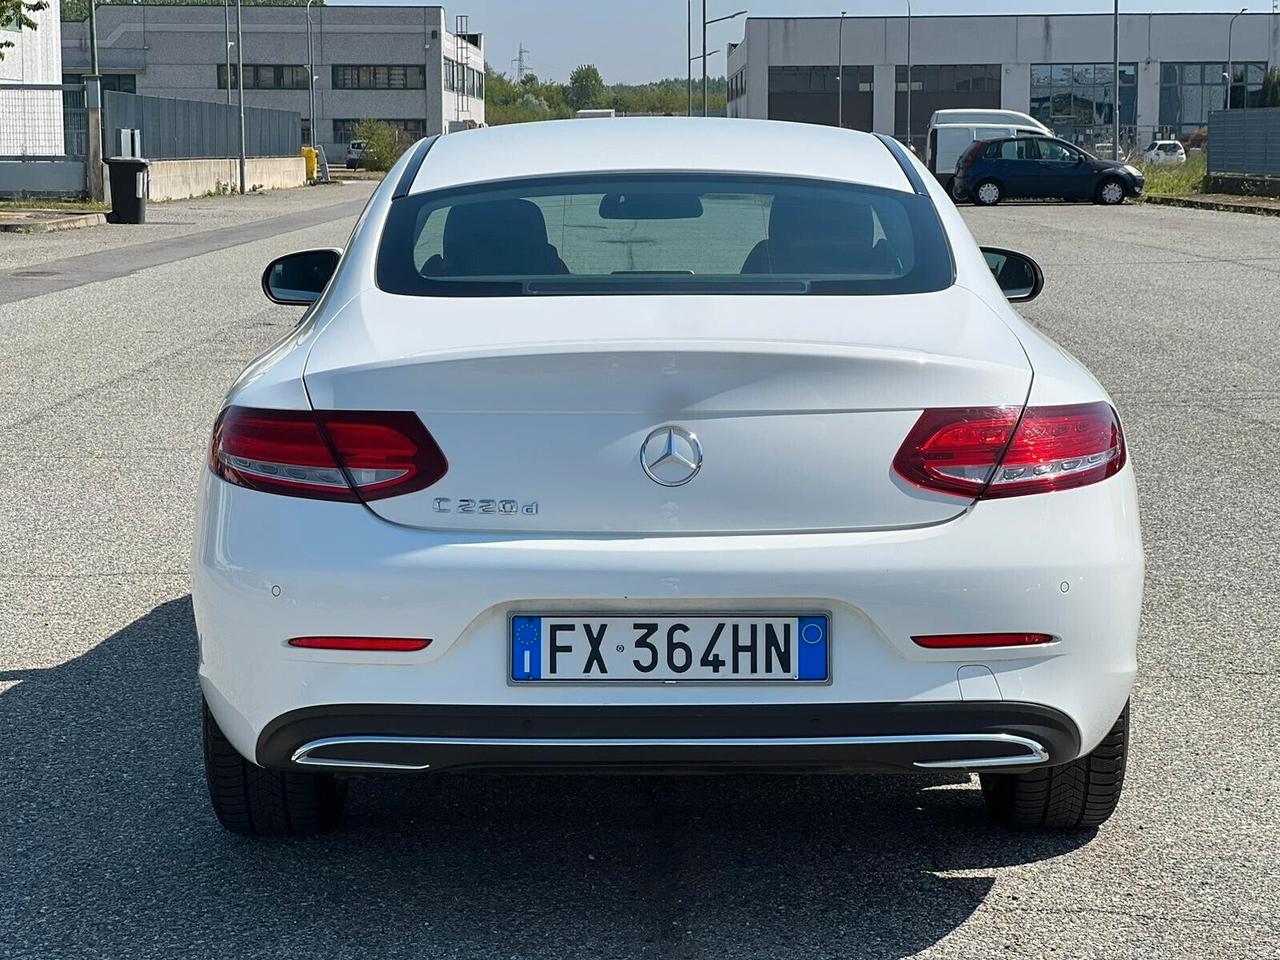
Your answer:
(953, 135), (1144, 206)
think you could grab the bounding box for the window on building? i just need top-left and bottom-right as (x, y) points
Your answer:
(767, 65), (874, 128)
(331, 65), (427, 91)
(894, 64), (1001, 151)
(332, 118), (427, 144)
(1159, 61), (1267, 134)
(728, 68), (747, 102)
(442, 60), (484, 100)
(1030, 62), (1137, 142)
(63, 73), (138, 94)
(218, 65), (310, 90)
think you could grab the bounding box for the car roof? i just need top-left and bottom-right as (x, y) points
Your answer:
(406, 118), (913, 195)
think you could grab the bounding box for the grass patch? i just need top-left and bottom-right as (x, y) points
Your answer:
(0, 198), (110, 212)
(1139, 153), (1207, 196)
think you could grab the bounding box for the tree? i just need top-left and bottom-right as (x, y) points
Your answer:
(1262, 67), (1280, 108)
(0, 0), (47, 60)
(566, 64), (607, 111)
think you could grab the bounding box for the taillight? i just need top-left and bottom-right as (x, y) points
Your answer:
(893, 402), (1125, 499)
(288, 636), (431, 651)
(913, 632), (1053, 649)
(209, 406), (447, 501)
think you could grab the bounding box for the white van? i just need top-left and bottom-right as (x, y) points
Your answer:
(926, 109), (1050, 192)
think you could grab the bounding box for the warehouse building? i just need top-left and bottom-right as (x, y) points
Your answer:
(726, 12), (1279, 150)
(60, 4), (484, 159)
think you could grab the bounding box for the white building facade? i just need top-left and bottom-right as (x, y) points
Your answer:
(726, 13), (1280, 150)
(1, 0), (65, 156)
(60, 5), (484, 157)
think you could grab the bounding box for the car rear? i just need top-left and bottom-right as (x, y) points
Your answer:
(194, 121), (1140, 834)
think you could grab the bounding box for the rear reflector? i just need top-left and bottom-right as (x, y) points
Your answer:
(210, 406), (447, 502)
(893, 402), (1125, 499)
(288, 636), (432, 651)
(913, 633), (1054, 649)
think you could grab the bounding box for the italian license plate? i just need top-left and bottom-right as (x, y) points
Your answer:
(510, 615), (829, 682)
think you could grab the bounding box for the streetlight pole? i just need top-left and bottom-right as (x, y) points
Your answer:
(699, 8), (747, 117)
(88, 0), (99, 76)
(904, 0), (913, 152)
(236, 0), (246, 194)
(687, 1), (693, 116)
(837, 11), (846, 128)
(306, 0), (316, 145)
(1227, 8), (1247, 110)
(1112, 0), (1119, 159)
(224, 0), (231, 105)
(702, 1), (708, 116)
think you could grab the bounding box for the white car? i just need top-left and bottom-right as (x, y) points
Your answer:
(195, 118), (1142, 836)
(1143, 140), (1186, 165)
(345, 138), (367, 170)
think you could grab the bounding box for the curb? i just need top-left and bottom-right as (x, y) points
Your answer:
(1142, 194), (1280, 217)
(0, 211), (108, 234)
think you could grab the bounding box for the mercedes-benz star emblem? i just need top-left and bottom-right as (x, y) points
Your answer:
(640, 426), (703, 487)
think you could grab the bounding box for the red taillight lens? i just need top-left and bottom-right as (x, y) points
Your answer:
(210, 406), (447, 501)
(288, 636), (432, 651)
(893, 402), (1125, 499)
(913, 632), (1053, 649)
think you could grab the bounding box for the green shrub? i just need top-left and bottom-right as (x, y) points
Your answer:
(1140, 152), (1207, 197)
(353, 119), (412, 172)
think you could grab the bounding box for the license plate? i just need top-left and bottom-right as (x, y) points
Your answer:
(510, 615), (829, 682)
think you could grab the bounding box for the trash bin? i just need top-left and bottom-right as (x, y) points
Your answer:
(105, 156), (149, 224)
(301, 146), (317, 182)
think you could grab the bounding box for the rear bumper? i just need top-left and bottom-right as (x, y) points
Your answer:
(258, 701), (1081, 774)
(194, 465), (1142, 771)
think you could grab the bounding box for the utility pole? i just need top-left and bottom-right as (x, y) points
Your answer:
(1112, 0), (1120, 158)
(837, 11), (846, 128)
(85, 0), (103, 200)
(512, 43), (530, 82)
(306, 0), (316, 145)
(236, 0), (246, 193)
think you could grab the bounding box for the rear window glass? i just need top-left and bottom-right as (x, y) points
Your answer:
(376, 173), (954, 297)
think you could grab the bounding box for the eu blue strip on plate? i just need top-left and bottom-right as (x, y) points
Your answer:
(797, 616), (829, 681)
(511, 616), (542, 681)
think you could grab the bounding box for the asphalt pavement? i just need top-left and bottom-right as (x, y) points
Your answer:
(0, 186), (1276, 959)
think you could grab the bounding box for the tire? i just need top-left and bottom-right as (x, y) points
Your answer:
(1095, 177), (1126, 205)
(973, 180), (1002, 206)
(980, 701), (1129, 830)
(346, 161), (357, 170)
(203, 700), (347, 836)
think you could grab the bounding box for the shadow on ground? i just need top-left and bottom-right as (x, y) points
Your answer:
(0, 598), (1094, 960)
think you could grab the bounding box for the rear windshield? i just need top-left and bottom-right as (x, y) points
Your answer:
(376, 173), (954, 297)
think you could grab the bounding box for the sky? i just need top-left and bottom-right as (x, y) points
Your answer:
(333, 2), (1278, 83)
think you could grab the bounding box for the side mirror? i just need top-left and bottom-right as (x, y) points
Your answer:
(261, 248), (342, 305)
(981, 247), (1044, 303)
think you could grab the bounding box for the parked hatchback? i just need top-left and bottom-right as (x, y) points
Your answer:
(1143, 140), (1186, 165)
(955, 135), (1144, 206)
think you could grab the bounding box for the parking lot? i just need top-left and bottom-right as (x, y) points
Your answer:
(1, 184), (1277, 959)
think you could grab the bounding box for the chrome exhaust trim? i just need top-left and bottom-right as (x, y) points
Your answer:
(291, 732), (1050, 772)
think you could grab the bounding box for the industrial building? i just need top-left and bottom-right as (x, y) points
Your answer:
(60, 4), (484, 159)
(726, 12), (1280, 150)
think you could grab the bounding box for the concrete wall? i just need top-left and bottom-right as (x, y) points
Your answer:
(726, 12), (1280, 136)
(144, 156), (305, 201)
(0, 159), (84, 198)
(61, 5), (485, 158)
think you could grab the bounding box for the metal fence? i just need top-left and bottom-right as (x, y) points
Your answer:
(0, 84), (84, 158)
(103, 91), (301, 160)
(1209, 108), (1280, 178)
